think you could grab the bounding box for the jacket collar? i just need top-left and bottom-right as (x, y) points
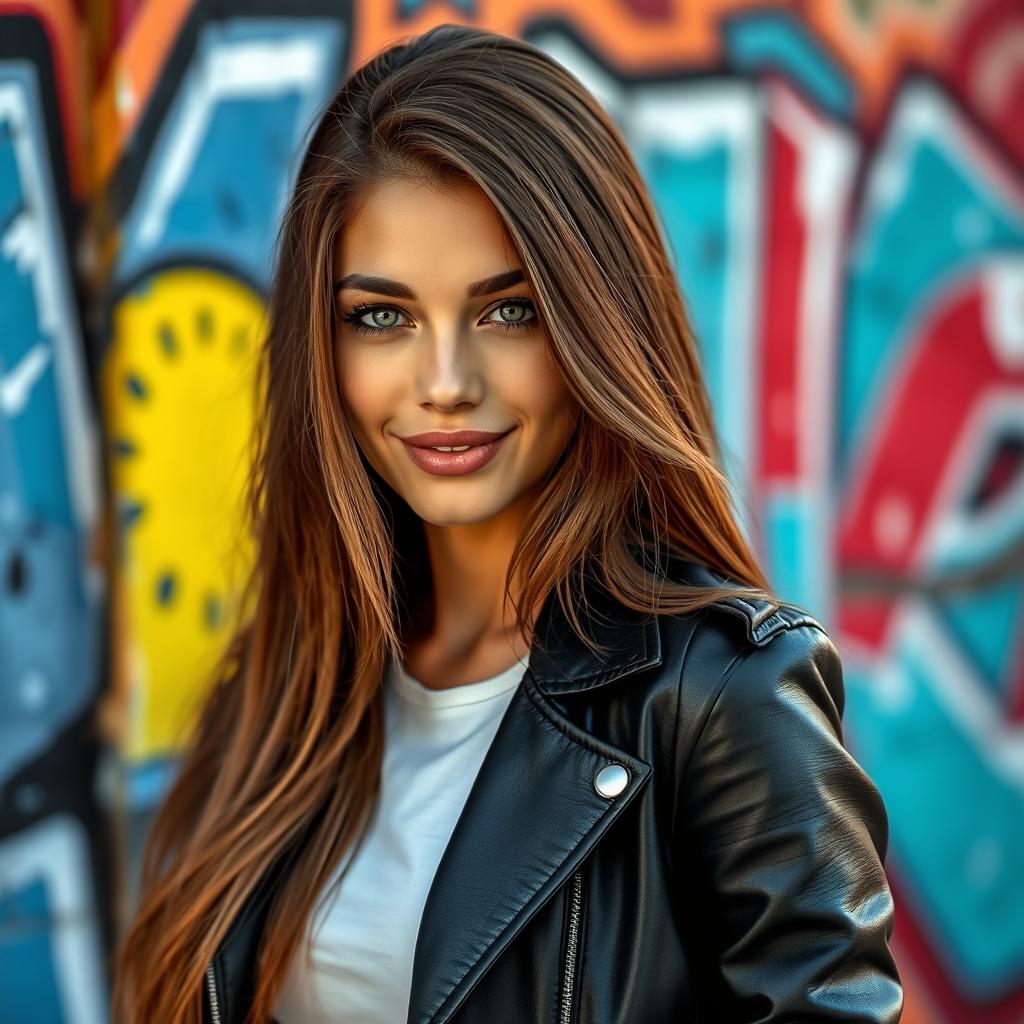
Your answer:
(526, 559), (662, 695)
(406, 560), (664, 1024)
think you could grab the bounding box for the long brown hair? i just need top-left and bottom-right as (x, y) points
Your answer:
(112, 22), (782, 1021)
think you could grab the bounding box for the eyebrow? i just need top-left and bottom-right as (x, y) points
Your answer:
(333, 268), (525, 300)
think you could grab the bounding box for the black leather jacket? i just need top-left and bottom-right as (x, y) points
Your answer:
(202, 557), (903, 1023)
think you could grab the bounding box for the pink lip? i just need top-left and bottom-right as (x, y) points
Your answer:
(402, 428), (511, 448)
(399, 428), (515, 477)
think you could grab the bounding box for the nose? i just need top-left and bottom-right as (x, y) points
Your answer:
(416, 326), (483, 410)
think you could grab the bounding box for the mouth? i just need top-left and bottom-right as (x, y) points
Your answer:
(401, 427), (514, 449)
(398, 427), (515, 477)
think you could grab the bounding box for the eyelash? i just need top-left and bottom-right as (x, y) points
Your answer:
(341, 297), (539, 337)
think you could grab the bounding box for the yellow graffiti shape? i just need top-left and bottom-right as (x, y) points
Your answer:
(103, 266), (264, 761)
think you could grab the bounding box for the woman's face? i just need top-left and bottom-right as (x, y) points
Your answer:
(333, 176), (579, 526)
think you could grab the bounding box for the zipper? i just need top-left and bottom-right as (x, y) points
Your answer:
(205, 961), (222, 1024)
(559, 868), (584, 1024)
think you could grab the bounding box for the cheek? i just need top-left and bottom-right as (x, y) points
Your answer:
(335, 346), (401, 486)
(514, 346), (574, 426)
(495, 344), (578, 454)
(337, 344), (389, 438)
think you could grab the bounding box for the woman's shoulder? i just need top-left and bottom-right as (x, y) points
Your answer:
(651, 555), (844, 733)
(656, 562), (900, 1022)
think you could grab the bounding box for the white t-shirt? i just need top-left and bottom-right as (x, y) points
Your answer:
(271, 650), (529, 1024)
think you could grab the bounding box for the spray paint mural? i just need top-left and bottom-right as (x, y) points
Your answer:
(0, 1), (1020, 1021)
(0, 6), (110, 1024)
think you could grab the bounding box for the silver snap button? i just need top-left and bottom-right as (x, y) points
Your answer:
(594, 762), (629, 798)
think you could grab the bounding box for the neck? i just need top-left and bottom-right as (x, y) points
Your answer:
(404, 487), (541, 683)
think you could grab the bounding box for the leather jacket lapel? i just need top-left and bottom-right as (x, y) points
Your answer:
(406, 670), (653, 1024)
(405, 568), (663, 1024)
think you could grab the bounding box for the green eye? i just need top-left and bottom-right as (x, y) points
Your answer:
(343, 304), (408, 336)
(487, 299), (538, 331)
(366, 309), (400, 328)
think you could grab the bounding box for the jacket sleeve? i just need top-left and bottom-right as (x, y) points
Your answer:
(677, 621), (904, 1022)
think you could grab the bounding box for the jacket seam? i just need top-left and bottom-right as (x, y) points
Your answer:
(669, 609), (708, 805)
(678, 618), (829, 783)
(533, 652), (651, 692)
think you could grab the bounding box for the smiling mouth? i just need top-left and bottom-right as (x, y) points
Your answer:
(399, 428), (515, 476)
(416, 437), (504, 452)
(401, 427), (515, 449)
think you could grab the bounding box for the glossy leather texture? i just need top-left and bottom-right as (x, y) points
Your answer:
(202, 555), (903, 1023)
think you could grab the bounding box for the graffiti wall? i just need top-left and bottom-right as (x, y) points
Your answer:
(0, 1), (1019, 1021)
(0, 6), (111, 1023)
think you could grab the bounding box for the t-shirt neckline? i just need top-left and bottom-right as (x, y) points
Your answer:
(386, 651), (529, 709)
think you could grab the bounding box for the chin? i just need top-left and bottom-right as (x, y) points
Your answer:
(405, 492), (511, 527)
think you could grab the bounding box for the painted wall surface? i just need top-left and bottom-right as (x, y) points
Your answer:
(0, 2), (1020, 1022)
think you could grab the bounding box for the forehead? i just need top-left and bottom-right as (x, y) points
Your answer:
(333, 177), (519, 281)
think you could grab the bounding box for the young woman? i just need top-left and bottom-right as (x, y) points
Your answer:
(112, 23), (903, 1024)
